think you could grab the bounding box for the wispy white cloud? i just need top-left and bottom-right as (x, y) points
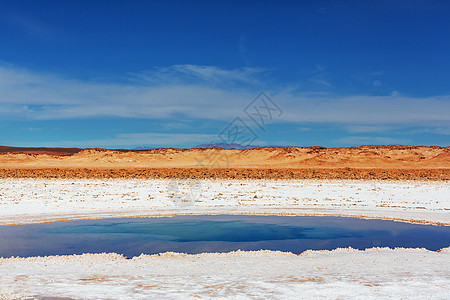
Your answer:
(0, 64), (449, 129)
(405, 127), (450, 135)
(370, 70), (384, 76)
(8, 132), (219, 148)
(2, 12), (56, 41)
(0, 63), (255, 120)
(238, 33), (250, 65)
(346, 125), (394, 133)
(277, 92), (450, 125)
(335, 136), (412, 145)
(308, 64), (332, 88)
(310, 78), (331, 87)
(131, 65), (266, 85)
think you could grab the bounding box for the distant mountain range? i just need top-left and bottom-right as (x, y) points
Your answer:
(132, 145), (157, 151)
(0, 144), (288, 153)
(132, 143), (272, 151)
(192, 143), (264, 150)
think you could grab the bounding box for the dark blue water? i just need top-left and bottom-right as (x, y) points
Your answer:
(0, 215), (449, 258)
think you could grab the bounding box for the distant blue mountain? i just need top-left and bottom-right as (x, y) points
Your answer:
(132, 143), (290, 151)
(193, 143), (263, 150)
(132, 145), (157, 151)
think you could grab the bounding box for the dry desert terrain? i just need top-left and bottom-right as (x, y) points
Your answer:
(0, 145), (449, 180)
(1, 145), (449, 299)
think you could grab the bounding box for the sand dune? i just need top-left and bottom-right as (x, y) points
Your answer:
(0, 145), (448, 169)
(1, 145), (448, 180)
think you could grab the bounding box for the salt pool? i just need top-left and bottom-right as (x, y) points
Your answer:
(0, 215), (449, 258)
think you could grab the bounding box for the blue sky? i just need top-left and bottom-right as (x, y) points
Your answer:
(0, 0), (449, 148)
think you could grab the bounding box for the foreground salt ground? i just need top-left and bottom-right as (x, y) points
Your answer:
(1, 247), (449, 299)
(1, 179), (449, 299)
(0, 179), (449, 225)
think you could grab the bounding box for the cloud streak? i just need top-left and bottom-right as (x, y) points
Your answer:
(2, 12), (56, 41)
(7, 132), (219, 148)
(0, 64), (449, 129)
(335, 136), (412, 145)
(130, 65), (266, 86)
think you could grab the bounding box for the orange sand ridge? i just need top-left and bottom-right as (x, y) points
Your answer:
(0, 145), (448, 180)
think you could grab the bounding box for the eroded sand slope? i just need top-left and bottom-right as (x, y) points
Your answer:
(0, 145), (449, 169)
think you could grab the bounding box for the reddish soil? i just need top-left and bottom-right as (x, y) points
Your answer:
(0, 167), (448, 180)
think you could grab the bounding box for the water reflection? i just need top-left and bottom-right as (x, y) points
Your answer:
(0, 215), (449, 258)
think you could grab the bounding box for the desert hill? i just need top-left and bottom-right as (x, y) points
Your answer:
(0, 145), (448, 169)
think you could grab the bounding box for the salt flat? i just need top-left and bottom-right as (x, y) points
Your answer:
(0, 178), (448, 225)
(0, 178), (449, 299)
(1, 248), (449, 299)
